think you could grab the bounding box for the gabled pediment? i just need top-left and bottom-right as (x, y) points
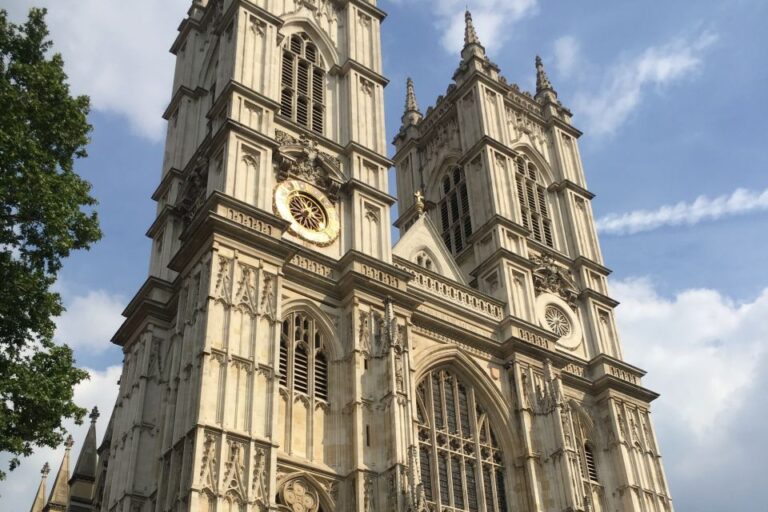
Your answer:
(393, 214), (466, 284)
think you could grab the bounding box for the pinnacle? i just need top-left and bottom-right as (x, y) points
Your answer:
(404, 78), (420, 115)
(89, 406), (100, 424)
(401, 77), (423, 128)
(464, 10), (482, 47)
(535, 55), (556, 97)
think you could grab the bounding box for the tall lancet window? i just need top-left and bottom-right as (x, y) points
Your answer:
(439, 166), (472, 255)
(416, 369), (508, 512)
(280, 33), (326, 135)
(514, 156), (554, 248)
(279, 312), (329, 401)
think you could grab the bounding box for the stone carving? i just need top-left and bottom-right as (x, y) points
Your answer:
(200, 433), (218, 493)
(177, 157), (208, 224)
(531, 253), (579, 308)
(279, 478), (320, 512)
(214, 256), (233, 304)
(252, 447), (268, 504)
(274, 130), (343, 200)
(285, 0), (338, 43)
(364, 474), (375, 512)
(234, 263), (259, 313)
(223, 440), (246, 502)
(359, 311), (371, 354)
(260, 273), (276, 320)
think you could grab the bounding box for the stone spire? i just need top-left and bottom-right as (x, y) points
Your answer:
(45, 435), (74, 511)
(401, 78), (423, 127)
(69, 407), (100, 507)
(461, 10), (487, 62)
(535, 55), (558, 102)
(464, 10), (482, 47)
(29, 463), (50, 512)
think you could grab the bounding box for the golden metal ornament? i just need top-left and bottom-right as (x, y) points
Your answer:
(274, 180), (340, 246)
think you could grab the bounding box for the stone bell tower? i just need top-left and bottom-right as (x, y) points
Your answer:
(98, 1), (409, 511)
(392, 11), (673, 512)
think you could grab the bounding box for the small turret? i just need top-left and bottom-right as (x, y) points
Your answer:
(535, 55), (558, 103)
(401, 78), (423, 128)
(461, 10), (487, 63)
(29, 463), (50, 512)
(69, 407), (100, 509)
(44, 435), (73, 511)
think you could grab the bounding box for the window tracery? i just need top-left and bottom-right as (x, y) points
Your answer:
(280, 33), (326, 134)
(279, 312), (329, 402)
(514, 156), (554, 248)
(416, 368), (508, 511)
(439, 167), (472, 255)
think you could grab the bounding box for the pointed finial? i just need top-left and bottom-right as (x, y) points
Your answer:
(405, 78), (420, 114)
(535, 55), (557, 98)
(89, 406), (100, 424)
(464, 10), (481, 47)
(41, 463), (50, 478)
(414, 190), (425, 216)
(401, 78), (423, 128)
(64, 435), (74, 450)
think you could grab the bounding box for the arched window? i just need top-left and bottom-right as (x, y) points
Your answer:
(416, 369), (508, 511)
(415, 251), (435, 272)
(439, 167), (472, 255)
(280, 33), (326, 134)
(514, 156), (553, 248)
(582, 442), (599, 482)
(279, 312), (329, 401)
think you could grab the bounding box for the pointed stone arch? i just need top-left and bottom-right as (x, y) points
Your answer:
(510, 142), (555, 186)
(424, 150), (463, 203)
(280, 18), (340, 68)
(412, 345), (520, 461)
(280, 298), (340, 361)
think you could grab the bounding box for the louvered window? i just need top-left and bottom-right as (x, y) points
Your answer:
(279, 312), (330, 402)
(416, 369), (509, 511)
(438, 167), (472, 255)
(279, 34), (326, 134)
(515, 156), (554, 248)
(584, 443), (599, 482)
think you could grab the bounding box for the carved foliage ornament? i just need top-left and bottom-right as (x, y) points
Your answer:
(274, 130), (343, 200)
(531, 253), (579, 308)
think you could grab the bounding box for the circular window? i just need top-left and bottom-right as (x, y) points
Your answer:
(288, 191), (328, 231)
(535, 293), (583, 350)
(544, 305), (572, 337)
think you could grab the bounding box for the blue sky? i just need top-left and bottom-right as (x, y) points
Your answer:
(2, 0), (767, 510)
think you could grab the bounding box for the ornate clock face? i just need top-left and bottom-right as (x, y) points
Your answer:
(274, 180), (340, 246)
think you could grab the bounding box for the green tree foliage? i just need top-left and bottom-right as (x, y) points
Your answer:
(0, 8), (101, 478)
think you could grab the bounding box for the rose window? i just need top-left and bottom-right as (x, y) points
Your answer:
(288, 192), (327, 232)
(545, 305), (572, 337)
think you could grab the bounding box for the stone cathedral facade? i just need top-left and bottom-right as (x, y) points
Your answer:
(30, 1), (674, 512)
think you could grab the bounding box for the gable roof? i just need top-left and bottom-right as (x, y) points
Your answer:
(393, 214), (466, 284)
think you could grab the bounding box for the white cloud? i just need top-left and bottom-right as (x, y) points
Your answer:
(389, 0), (538, 54)
(5, 0), (189, 141)
(597, 186), (768, 235)
(553, 35), (581, 78)
(54, 289), (125, 352)
(0, 366), (122, 509)
(573, 31), (717, 136)
(612, 278), (768, 502)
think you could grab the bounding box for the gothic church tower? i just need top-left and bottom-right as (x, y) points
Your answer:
(35, 2), (674, 512)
